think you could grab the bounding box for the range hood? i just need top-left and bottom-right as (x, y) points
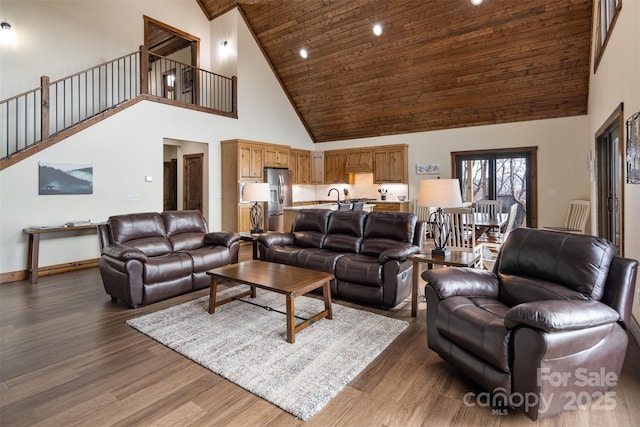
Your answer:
(345, 149), (373, 173)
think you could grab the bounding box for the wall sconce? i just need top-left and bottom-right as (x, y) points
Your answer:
(220, 40), (228, 47)
(1, 22), (11, 31)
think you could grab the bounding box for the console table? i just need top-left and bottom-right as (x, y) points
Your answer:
(23, 224), (101, 284)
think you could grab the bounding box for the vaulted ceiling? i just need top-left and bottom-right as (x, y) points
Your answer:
(196, 0), (593, 143)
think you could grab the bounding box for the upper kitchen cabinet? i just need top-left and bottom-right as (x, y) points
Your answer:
(263, 144), (290, 168)
(373, 144), (408, 183)
(290, 149), (311, 184)
(345, 148), (373, 173)
(220, 139), (264, 181)
(310, 151), (324, 184)
(324, 149), (350, 184)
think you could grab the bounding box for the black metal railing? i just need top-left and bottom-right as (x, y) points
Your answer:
(1, 46), (236, 163)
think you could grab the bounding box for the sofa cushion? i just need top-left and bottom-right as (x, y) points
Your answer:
(143, 253), (193, 283)
(498, 228), (616, 302)
(108, 212), (171, 257)
(296, 248), (344, 274)
(181, 246), (233, 273)
(323, 210), (367, 253)
(437, 296), (511, 373)
(360, 212), (417, 257)
(499, 274), (588, 307)
(163, 210), (207, 251)
(335, 254), (383, 287)
(262, 245), (302, 265)
(292, 209), (331, 248)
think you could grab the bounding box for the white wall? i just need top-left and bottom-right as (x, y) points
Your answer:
(0, 4), (312, 274)
(0, 0), (212, 99)
(587, 1), (640, 321)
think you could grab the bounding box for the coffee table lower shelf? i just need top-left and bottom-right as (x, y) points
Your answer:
(206, 260), (334, 343)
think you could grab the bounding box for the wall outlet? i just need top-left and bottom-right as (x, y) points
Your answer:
(126, 193), (140, 201)
(548, 189), (557, 196)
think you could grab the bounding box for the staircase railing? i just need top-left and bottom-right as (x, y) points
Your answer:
(1, 46), (237, 165)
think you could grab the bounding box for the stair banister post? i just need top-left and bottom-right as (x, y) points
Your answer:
(40, 76), (50, 140)
(139, 45), (149, 95)
(232, 75), (237, 115)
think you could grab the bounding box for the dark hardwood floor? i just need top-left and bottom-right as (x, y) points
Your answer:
(1, 244), (639, 426)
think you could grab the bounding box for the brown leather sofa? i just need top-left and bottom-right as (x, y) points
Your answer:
(98, 210), (240, 308)
(257, 209), (424, 308)
(421, 227), (638, 420)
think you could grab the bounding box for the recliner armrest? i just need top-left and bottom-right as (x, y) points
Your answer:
(102, 244), (148, 262)
(422, 267), (499, 299)
(257, 232), (294, 247)
(505, 300), (620, 332)
(378, 244), (420, 264)
(204, 231), (241, 247)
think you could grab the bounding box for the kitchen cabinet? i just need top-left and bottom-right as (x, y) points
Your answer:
(345, 148), (373, 173)
(310, 151), (324, 184)
(290, 149), (311, 184)
(264, 144), (290, 168)
(372, 202), (409, 213)
(238, 142), (264, 181)
(373, 144), (408, 183)
(238, 203), (254, 233)
(324, 150), (350, 184)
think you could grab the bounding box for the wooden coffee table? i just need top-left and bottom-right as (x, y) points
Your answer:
(206, 260), (334, 343)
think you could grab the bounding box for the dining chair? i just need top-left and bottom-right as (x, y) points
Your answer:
(543, 199), (590, 234)
(413, 199), (435, 243)
(351, 202), (364, 211)
(443, 207), (483, 268)
(474, 199), (503, 216)
(478, 203), (519, 268)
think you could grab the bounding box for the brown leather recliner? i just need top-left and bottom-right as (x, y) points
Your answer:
(98, 210), (240, 308)
(421, 227), (638, 420)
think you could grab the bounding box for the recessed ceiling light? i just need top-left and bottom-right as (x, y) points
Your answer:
(471, 0), (484, 5)
(300, 48), (308, 59)
(373, 23), (382, 36)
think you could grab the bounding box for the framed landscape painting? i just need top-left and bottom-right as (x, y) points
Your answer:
(38, 162), (93, 195)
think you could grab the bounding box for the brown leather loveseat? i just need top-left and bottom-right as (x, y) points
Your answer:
(257, 209), (424, 308)
(98, 210), (240, 308)
(421, 227), (638, 420)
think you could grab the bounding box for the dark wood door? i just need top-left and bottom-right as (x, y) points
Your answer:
(163, 159), (177, 211)
(183, 153), (203, 211)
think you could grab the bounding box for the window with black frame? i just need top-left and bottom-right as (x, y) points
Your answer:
(451, 147), (538, 229)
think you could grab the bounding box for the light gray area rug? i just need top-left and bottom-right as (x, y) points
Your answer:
(126, 287), (408, 421)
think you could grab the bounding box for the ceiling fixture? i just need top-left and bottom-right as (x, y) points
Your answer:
(373, 23), (382, 36)
(471, 0), (484, 5)
(300, 48), (308, 59)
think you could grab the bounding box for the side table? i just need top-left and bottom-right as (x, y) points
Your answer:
(238, 231), (271, 260)
(407, 250), (480, 317)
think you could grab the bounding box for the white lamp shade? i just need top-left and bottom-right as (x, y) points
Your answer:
(418, 179), (463, 208)
(243, 182), (270, 202)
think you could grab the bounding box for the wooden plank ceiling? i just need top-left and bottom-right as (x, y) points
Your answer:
(196, 0), (593, 143)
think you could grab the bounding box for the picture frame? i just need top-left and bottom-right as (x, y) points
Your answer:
(182, 67), (193, 94)
(416, 163), (441, 175)
(626, 111), (640, 184)
(39, 162), (93, 195)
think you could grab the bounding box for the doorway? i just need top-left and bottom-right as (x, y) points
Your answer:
(184, 153), (204, 212)
(144, 16), (200, 103)
(595, 104), (625, 255)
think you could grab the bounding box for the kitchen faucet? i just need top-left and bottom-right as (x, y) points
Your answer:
(328, 188), (340, 204)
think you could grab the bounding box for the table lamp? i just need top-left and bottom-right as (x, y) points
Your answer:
(418, 179), (463, 256)
(243, 182), (270, 233)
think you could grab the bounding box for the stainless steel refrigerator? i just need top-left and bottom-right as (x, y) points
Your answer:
(264, 167), (292, 232)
